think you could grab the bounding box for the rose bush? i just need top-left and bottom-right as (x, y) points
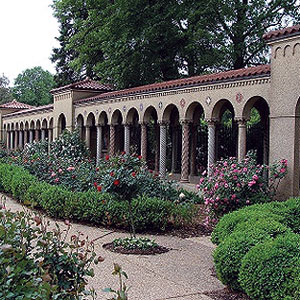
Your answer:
(198, 151), (288, 225)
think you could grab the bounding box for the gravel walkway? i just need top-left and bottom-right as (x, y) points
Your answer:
(3, 194), (224, 300)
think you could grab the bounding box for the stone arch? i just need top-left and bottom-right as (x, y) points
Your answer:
(98, 111), (108, 126)
(86, 112), (97, 157)
(36, 119), (41, 130)
(42, 119), (48, 129)
(212, 99), (237, 160)
(142, 106), (159, 170)
(293, 43), (300, 55)
(30, 120), (35, 130)
(126, 107), (139, 124)
(274, 46), (282, 59)
(126, 107), (140, 154)
(185, 102), (208, 175)
(162, 104), (179, 123)
(57, 113), (67, 135)
(15, 122), (19, 131)
(111, 109), (123, 125)
(111, 109), (124, 154)
(49, 118), (53, 129)
(98, 111), (109, 155)
(25, 121), (29, 130)
(76, 114), (85, 139)
(284, 44), (292, 57)
(20, 122), (24, 131)
(243, 96), (270, 164)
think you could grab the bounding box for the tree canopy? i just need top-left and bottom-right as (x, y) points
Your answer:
(51, 0), (300, 89)
(0, 74), (13, 104)
(12, 67), (55, 107)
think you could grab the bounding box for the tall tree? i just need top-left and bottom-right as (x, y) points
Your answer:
(12, 67), (55, 107)
(51, 0), (300, 89)
(203, 0), (300, 69)
(0, 74), (13, 104)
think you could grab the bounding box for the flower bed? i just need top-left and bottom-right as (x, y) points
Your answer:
(211, 198), (300, 299)
(0, 162), (195, 232)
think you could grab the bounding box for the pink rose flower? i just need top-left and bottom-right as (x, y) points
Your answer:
(252, 174), (259, 181)
(67, 166), (75, 171)
(54, 178), (59, 183)
(58, 168), (63, 173)
(280, 168), (286, 173)
(51, 172), (56, 177)
(248, 180), (256, 187)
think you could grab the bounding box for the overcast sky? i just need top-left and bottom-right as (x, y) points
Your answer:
(0, 0), (59, 86)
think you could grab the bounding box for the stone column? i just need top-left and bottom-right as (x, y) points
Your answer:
(24, 130), (28, 146)
(207, 120), (216, 176)
(35, 130), (39, 142)
(49, 129), (53, 143)
(41, 129), (46, 141)
(180, 120), (191, 183)
(96, 125), (103, 164)
(29, 130), (34, 143)
(6, 131), (9, 151)
(171, 126), (178, 173)
(124, 124), (130, 154)
(190, 125), (197, 176)
(10, 131), (14, 150)
(140, 122), (147, 160)
(19, 131), (23, 150)
(263, 118), (269, 165)
(109, 124), (116, 157)
(155, 124), (160, 172)
(237, 119), (247, 161)
(14, 131), (18, 150)
(159, 121), (167, 178)
(85, 126), (91, 149)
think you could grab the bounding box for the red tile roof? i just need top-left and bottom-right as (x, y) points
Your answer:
(263, 25), (300, 41)
(2, 104), (53, 119)
(50, 78), (113, 94)
(0, 100), (34, 110)
(76, 65), (271, 104)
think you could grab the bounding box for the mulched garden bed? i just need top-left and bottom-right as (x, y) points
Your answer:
(103, 242), (169, 255)
(204, 288), (251, 300)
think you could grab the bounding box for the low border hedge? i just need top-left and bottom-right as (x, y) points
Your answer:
(212, 198), (300, 299)
(0, 162), (194, 232)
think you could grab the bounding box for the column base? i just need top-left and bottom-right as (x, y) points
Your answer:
(180, 178), (190, 183)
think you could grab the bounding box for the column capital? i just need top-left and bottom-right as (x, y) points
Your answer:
(205, 118), (219, 126)
(158, 120), (169, 127)
(235, 117), (248, 125)
(179, 119), (192, 126)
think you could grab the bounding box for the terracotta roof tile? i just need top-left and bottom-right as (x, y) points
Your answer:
(0, 100), (34, 110)
(2, 104), (53, 119)
(263, 25), (300, 41)
(51, 78), (113, 94)
(76, 65), (270, 104)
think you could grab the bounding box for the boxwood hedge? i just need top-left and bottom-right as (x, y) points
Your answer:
(0, 162), (194, 232)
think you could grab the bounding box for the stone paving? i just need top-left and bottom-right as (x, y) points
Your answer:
(3, 194), (224, 300)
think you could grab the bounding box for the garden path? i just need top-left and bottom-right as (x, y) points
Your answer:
(3, 194), (224, 300)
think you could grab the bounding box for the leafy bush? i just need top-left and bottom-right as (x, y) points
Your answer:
(211, 204), (283, 245)
(239, 233), (300, 300)
(0, 162), (195, 232)
(198, 151), (287, 224)
(213, 219), (291, 290)
(0, 205), (98, 299)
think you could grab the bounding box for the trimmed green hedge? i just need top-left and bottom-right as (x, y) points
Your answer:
(212, 198), (300, 299)
(0, 163), (194, 232)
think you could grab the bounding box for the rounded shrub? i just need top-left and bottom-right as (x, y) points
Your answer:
(239, 233), (300, 300)
(213, 219), (292, 290)
(211, 205), (283, 245)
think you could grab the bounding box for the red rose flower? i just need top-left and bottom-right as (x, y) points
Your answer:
(110, 171), (115, 177)
(96, 167), (99, 171)
(132, 172), (136, 177)
(113, 179), (120, 186)
(138, 155), (142, 160)
(94, 182), (98, 187)
(121, 151), (126, 155)
(105, 155), (110, 160)
(97, 186), (102, 192)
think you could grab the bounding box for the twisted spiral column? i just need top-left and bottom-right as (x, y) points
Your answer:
(35, 129), (39, 142)
(96, 125), (103, 164)
(109, 124), (116, 157)
(155, 124), (160, 172)
(124, 124), (130, 154)
(41, 129), (46, 141)
(159, 121), (167, 178)
(180, 120), (191, 183)
(190, 125), (197, 176)
(171, 126), (178, 173)
(24, 130), (28, 145)
(237, 118), (247, 161)
(140, 122), (147, 160)
(207, 120), (216, 176)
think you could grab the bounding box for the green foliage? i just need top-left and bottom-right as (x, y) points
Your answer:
(104, 263), (129, 300)
(12, 66), (55, 106)
(210, 204), (283, 245)
(0, 205), (97, 299)
(113, 237), (158, 250)
(51, 0), (299, 88)
(213, 219), (291, 290)
(0, 162), (194, 232)
(239, 233), (300, 300)
(0, 73), (13, 103)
